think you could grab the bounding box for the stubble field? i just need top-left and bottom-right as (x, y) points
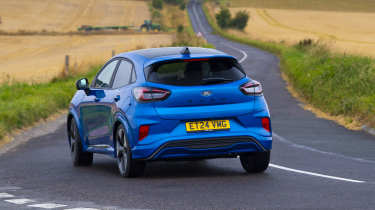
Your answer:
(216, 0), (375, 56)
(0, 34), (173, 83)
(0, 0), (150, 32)
(0, 0), (173, 83)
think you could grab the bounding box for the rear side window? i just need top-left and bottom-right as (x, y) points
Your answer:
(145, 58), (245, 86)
(113, 60), (134, 89)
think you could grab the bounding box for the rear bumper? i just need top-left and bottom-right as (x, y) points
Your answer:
(132, 135), (271, 160)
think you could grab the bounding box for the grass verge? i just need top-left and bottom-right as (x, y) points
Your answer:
(203, 1), (375, 129)
(0, 65), (100, 141)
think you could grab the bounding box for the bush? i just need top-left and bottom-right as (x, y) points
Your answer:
(152, 0), (163, 10)
(177, 24), (184, 32)
(216, 8), (249, 30)
(179, 2), (186, 10)
(295, 38), (314, 51)
(152, 10), (162, 19)
(230, 10), (249, 30)
(164, 0), (184, 5)
(216, 8), (231, 28)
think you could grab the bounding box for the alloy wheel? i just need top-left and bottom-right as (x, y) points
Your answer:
(116, 127), (128, 176)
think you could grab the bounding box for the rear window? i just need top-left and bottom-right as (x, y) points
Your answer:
(145, 58), (245, 86)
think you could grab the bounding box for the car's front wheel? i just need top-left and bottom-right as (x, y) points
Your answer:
(69, 119), (93, 166)
(240, 151), (270, 173)
(116, 124), (145, 177)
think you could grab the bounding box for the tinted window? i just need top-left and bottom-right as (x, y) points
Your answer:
(130, 68), (136, 83)
(94, 60), (118, 88)
(145, 58), (245, 86)
(113, 60), (133, 88)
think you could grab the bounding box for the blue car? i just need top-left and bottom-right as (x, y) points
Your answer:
(67, 47), (272, 177)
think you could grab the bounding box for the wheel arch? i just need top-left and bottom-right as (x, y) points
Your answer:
(67, 114), (74, 146)
(113, 112), (133, 157)
(67, 108), (87, 150)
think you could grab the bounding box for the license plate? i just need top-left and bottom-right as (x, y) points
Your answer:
(185, 120), (230, 132)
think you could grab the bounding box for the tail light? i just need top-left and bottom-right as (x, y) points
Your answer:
(240, 80), (263, 95)
(261, 117), (271, 132)
(139, 125), (149, 141)
(133, 87), (170, 102)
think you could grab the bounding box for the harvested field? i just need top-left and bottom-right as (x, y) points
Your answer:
(228, 0), (375, 13)
(0, 34), (173, 83)
(0, 0), (150, 32)
(222, 7), (375, 56)
(0, 0), (175, 83)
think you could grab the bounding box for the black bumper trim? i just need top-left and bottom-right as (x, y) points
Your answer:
(142, 136), (266, 161)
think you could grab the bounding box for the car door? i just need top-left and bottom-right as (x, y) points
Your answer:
(112, 59), (136, 114)
(79, 59), (119, 148)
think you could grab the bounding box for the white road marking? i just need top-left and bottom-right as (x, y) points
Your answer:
(273, 132), (375, 164)
(5, 198), (34, 204)
(28, 203), (67, 209)
(0, 192), (14, 198)
(0, 186), (22, 191)
(223, 44), (248, 63)
(64, 208), (100, 210)
(270, 164), (365, 183)
(191, 1), (207, 35)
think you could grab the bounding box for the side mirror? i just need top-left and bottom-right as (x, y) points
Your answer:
(76, 78), (89, 93)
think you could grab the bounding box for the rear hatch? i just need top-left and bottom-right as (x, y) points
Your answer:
(144, 57), (254, 120)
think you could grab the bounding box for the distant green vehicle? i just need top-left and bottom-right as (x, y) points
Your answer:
(140, 20), (161, 32)
(78, 25), (129, 32)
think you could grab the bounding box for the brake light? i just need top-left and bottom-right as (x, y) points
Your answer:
(240, 80), (263, 95)
(139, 125), (149, 141)
(261, 117), (271, 132)
(133, 87), (170, 102)
(183, 58), (209, 62)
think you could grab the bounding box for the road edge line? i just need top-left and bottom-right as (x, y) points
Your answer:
(269, 164), (366, 183)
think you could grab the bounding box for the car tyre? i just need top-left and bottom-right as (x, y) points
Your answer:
(240, 151), (270, 173)
(69, 119), (93, 166)
(116, 124), (145, 178)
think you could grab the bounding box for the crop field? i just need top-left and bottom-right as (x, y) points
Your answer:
(0, 0), (174, 83)
(0, 0), (150, 32)
(227, 0), (375, 12)
(213, 0), (375, 56)
(0, 34), (173, 83)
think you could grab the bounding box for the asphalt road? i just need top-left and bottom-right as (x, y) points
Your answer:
(0, 0), (374, 209)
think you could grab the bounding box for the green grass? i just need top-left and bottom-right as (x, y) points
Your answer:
(219, 0), (375, 13)
(203, 2), (375, 128)
(0, 66), (100, 140)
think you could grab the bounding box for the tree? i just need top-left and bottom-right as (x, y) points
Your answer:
(230, 10), (249, 30)
(216, 8), (231, 29)
(179, 2), (186, 10)
(152, 0), (163, 10)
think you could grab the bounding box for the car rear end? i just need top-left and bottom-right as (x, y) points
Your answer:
(129, 54), (272, 165)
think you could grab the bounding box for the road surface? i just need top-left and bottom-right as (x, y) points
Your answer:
(0, 0), (374, 209)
